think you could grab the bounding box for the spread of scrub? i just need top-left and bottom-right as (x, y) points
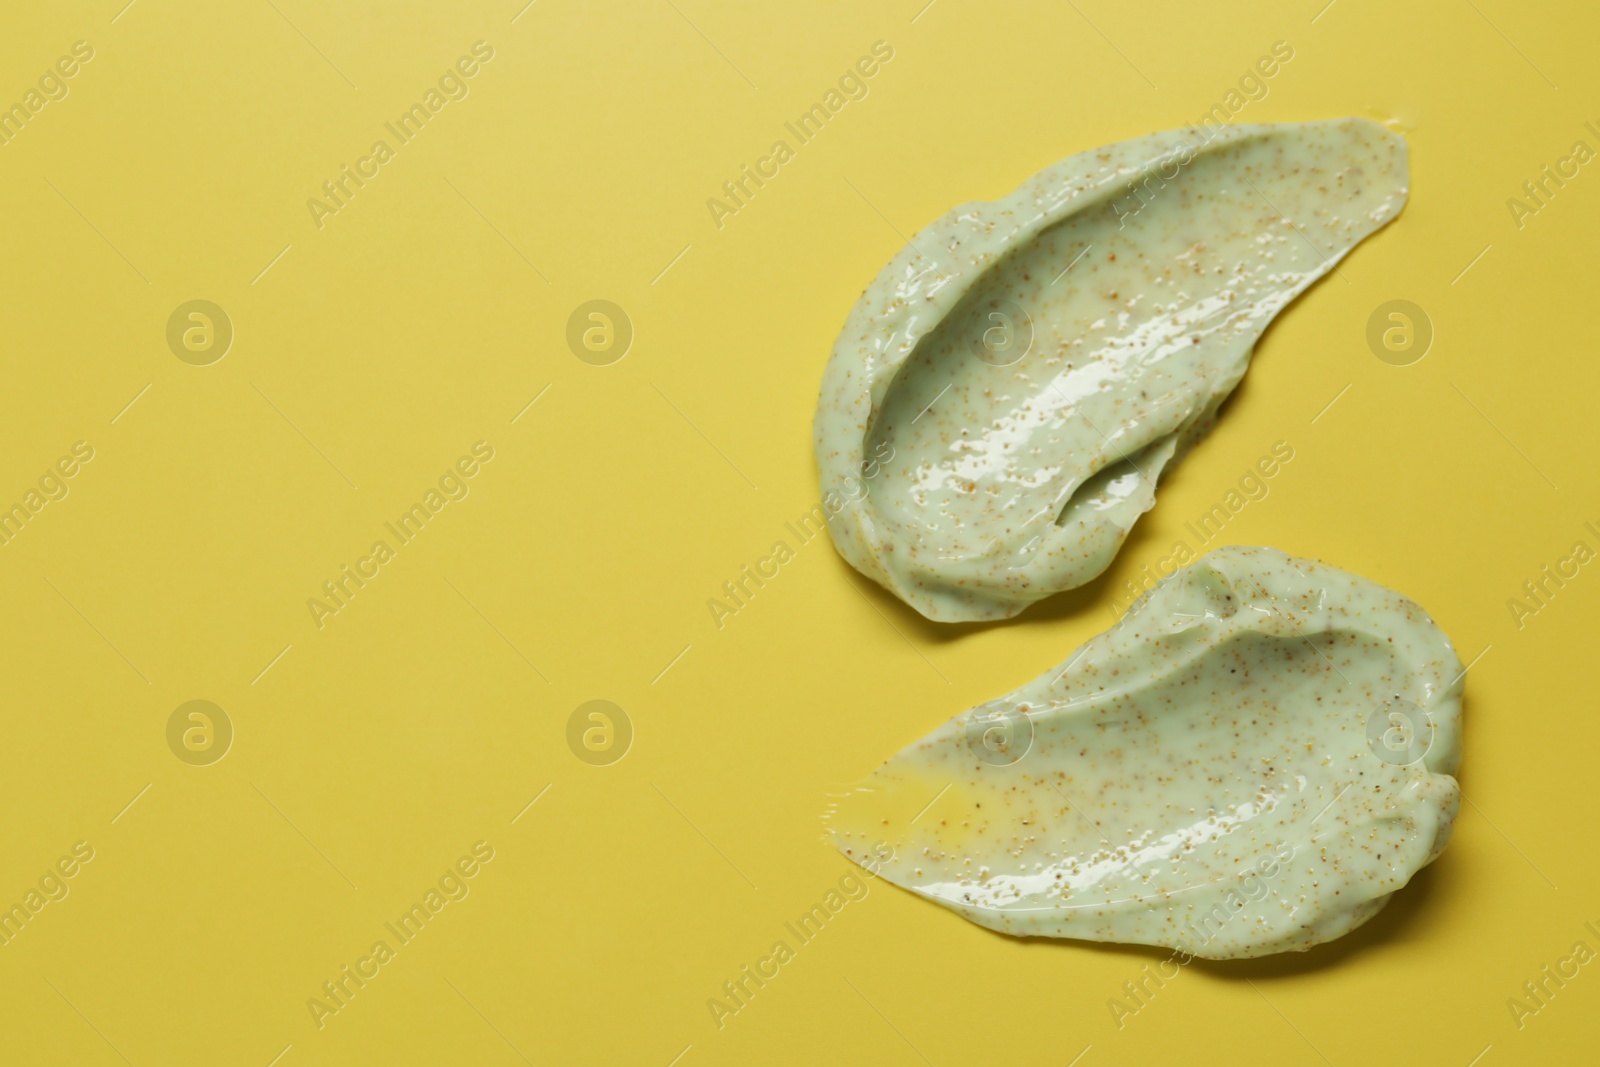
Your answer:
(814, 119), (1408, 621)
(828, 546), (1462, 960)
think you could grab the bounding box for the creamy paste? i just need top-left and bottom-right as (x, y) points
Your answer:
(814, 119), (1408, 621)
(829, 546), (1463, 959)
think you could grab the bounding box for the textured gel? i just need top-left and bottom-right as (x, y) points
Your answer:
(814, 119), (1408, 621)
(829, 546), (1463, 960)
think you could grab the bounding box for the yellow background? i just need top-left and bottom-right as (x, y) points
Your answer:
(0, 0), (1594, 1063)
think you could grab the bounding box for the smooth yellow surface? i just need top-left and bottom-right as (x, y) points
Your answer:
(0, 1), (1594, 1064)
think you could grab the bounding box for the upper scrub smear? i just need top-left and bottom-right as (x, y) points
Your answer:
(814, 119), (1408, 621)
(829, 546), (1463, 960)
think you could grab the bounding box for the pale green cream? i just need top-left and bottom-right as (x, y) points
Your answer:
(814, 119), (1408, 621)
(829, 547), (1463, 959)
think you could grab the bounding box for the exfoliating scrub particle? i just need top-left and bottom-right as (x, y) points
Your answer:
(814, 119), (1408, 621)
(828, 546), (1463, 960)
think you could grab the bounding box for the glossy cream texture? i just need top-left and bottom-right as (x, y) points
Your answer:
(814, 120), (1408, 621)
(829, 547), (1463, 959)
